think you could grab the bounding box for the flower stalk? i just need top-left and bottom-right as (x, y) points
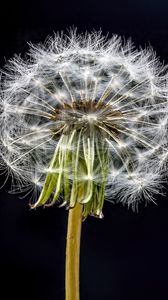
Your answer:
(66, 202), (83, 300)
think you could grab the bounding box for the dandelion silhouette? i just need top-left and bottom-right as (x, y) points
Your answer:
(0, 30), (168, 299)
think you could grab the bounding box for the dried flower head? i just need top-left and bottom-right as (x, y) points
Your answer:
(0, 30), (168, 217)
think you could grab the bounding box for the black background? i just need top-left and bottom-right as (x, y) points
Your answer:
(0, 1), (168, 299)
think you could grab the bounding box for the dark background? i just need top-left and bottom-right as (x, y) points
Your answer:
(0, 0), (168, 299)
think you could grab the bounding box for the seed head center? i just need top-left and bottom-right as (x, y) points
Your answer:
(82, 113), (97, 123)
(51, 99), (123, 134)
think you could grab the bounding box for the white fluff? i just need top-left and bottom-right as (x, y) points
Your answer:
(0, 30), (168, 211)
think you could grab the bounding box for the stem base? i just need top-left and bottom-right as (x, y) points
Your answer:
(65, 203), (83, 300)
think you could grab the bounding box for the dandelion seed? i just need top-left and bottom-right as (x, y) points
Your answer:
(0, 30), (168, 217)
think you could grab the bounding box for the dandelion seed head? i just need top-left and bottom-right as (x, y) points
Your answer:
(0, 29), (168, 217)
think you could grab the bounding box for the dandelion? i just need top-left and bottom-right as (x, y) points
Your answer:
(0, 30), (168, 300)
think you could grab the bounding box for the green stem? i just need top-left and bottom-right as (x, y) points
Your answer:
(65, 202), (83, 300)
